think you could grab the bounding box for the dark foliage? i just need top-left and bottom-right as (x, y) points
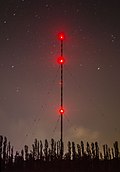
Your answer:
(0, 135), (120, 172)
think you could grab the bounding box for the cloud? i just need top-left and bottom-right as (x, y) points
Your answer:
(66, 126), (100, 142)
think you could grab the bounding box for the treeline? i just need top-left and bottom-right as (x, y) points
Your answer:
(0, 135), (120, 172)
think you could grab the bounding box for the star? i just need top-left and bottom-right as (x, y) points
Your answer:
(45, 4), (49, 8)
(3, 20), (7, 24)
(6, 38), (10, 41)
(111, 34), (117, 43)
(16, 87), (21, 93)
(80, 64), (83, 67)
(11, 65), (15, 69)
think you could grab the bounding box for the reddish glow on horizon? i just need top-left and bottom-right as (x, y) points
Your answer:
(58, 32), (65, 40)
(57, 56), (65, 64)
(59, 107), (65, 114)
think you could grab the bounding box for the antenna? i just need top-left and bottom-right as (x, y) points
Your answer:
(57, 32), (65, 159)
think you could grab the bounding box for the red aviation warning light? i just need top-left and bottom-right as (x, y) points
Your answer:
(58, 32), (65, 40)
(59, 107), (65, 114)
(57, 56), (65, 64)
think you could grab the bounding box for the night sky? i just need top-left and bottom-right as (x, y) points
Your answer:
(0, 0), (120, 152)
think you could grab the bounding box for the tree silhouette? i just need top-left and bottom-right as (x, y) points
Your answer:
(91, 142), (95, 159)
(72, 141), (76, 160)
(56, 140), (61, 159)
(0, 135), (120, 172)
(95, 141), (99, 159)
(24, 145), (29, 160)
(81, 140), (85, 158)
(40, 140), (43, 160)
(3, 137), (7, 168)
(50, 138), (56, 161)
(77, 143), (81, 159)
(68, 141), (72, 160)
(114, 141), (119, 159)
(32, 138), (39, 160)
(44, 139), (49, 161)
(86, 142), (91, 159)
(0, 135), (3, 171)
(103, 144), (109, 160)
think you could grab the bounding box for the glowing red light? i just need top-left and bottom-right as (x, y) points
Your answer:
(59, 107), (64, 114)
(58, 32), (65, 40)
(57, 56), (65, 64)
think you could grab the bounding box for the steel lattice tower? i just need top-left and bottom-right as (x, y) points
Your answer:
(57, 33), (65, 159)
